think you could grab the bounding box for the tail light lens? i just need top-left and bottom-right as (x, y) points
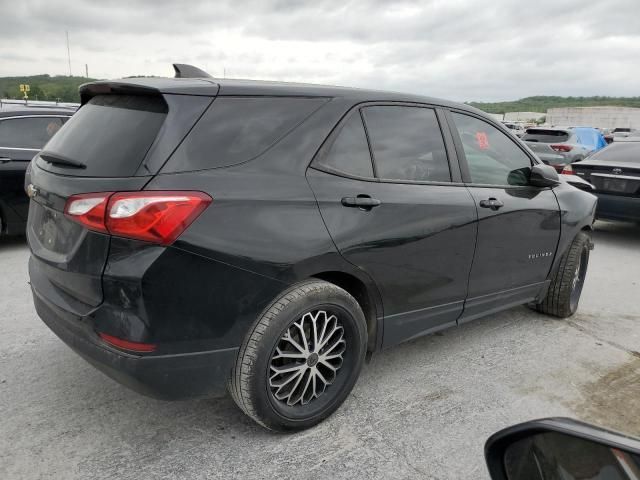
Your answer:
(65, 191), (212, 245)
(561, 164), (574, 175)
(551, 144), (573, 152)
(64, 193), (112, 233)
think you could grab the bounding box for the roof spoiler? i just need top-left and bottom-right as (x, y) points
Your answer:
(173, 63), (212, 79)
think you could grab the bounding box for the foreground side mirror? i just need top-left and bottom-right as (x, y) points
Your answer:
(529, 164), (560, 187)
(486, 418), (640, 480)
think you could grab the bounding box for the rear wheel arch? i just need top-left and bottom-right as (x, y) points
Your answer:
(311, 271), (381, 352)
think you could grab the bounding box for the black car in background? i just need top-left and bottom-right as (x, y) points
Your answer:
(0, 102), (76, 235)
(563, 140), (640, 222)
(26, 65), (597, 431)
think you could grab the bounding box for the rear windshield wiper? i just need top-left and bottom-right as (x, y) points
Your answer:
(39, 152), (86, 169)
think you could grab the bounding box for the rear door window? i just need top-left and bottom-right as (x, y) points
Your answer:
(0, 116), (65, 149)
(37, 95), (168, 177)
(361, 106), (451, 182)
(164, 97), (328, 172)
(313, 113), (374, 178)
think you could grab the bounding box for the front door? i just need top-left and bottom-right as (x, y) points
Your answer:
(308, 104), (477, 347)
(447, 111), (561, 322)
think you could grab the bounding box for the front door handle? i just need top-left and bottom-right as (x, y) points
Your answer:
(341, 195), (381, 210)
(0, 158), (11, 164)
(479, 198), (504, 211)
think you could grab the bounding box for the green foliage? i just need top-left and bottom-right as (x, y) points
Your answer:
(468, 96), (640, 114)
(0, 74), (97, 103)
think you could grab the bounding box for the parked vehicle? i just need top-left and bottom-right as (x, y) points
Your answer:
(501, 121), (526, 138)
(0, 102), (76, 235)
(563, 140), (640, 222)
(604, 127), (640, 144)
(27, 64), (597, 431)
(522, 127), (606, 172)
(486, 418), (640, 479)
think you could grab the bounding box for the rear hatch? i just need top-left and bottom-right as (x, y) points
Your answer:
(573, 161), (640, 196)
(522, 129), (572, 163)
(27, 82), (215, 314)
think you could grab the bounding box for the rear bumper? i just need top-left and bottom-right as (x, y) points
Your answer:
(594, 193), (640, 222)
(32, 286), (238, 400)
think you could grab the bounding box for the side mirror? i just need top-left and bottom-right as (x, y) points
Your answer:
(529, 164), (560, 187)
(485, 418), (640, 480)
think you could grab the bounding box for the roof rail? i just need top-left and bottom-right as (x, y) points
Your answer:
(172, 64), (212, 79)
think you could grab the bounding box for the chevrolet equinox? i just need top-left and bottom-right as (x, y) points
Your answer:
(27, 64), (597, 431)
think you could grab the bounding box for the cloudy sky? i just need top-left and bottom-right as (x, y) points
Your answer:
(2, 0), (639, 101)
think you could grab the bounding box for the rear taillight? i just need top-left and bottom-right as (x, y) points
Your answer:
(64, 193), (112, 233)
(551, 144), (573, 152)
(64, 191), (212, 245)
(561, 164), (574, 175)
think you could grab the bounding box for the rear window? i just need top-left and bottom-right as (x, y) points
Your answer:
(590, 142), (640, 163)
(37, 95), (167, 177)
(522, 129), (570, 143)
(163, 97), (328, 172)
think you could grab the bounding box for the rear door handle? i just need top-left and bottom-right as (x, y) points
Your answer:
(0, 158), (11, 163)
(479, 198), (504, 211)
(341, 195), (381, 210)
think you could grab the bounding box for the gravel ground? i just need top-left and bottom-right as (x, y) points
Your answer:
(1, 220), (639, 480)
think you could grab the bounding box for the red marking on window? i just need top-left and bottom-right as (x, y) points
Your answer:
(475, 132), (489, 150)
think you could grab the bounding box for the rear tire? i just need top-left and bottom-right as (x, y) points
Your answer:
(534, 231), (591, 318)
(229, 280), (367, 432)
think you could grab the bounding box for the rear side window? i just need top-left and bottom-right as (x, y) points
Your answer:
(522, 129), (570, 143)
(164, 97), (327, 172)
(314, 113), (374, 178)
(362, 106), (450, 182)
(0, 116), (65, 149)
(38, 95), (167, 177)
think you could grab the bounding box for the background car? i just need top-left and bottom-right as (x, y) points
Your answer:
(0, 102), (76, 235)
(604, 127), (640, 144)
(501, 121), (526, 137)
(563, 140), (640, 222)
(522, 127), (606, 172)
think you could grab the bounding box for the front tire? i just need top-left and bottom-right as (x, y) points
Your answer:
(229, 280), (367, 431)
(534, 231), (591, 318)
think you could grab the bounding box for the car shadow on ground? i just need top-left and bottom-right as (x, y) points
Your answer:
(593, 220), (640, 246)
(0, 234), (27, 250)
(29, 305), (537, 441)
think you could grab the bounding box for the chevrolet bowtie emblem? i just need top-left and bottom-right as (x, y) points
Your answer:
(26, 184), (39, 199)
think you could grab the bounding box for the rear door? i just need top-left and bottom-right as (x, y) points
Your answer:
(0, 115), (67, 227)
(447, 111), (561, 322)
(308, 104), (477, 347)
(27, 92), (213, 314)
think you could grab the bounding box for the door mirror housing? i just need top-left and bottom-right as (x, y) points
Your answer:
(529, 164), (560, 187)
(485, 418), (640, 480)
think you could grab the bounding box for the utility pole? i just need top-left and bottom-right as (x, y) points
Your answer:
(85, 64), (88, 78)
(66, 30), (72, 76)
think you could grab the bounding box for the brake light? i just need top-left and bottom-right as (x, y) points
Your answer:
(561, 164), (574, 175)
(98, 332), (157, 353)
(64, 191), (212, 245)
(551, 144), (573, 152)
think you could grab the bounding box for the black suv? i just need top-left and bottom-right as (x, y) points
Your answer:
(0, 101), (76, 235)
(27, 65), (596, 431)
